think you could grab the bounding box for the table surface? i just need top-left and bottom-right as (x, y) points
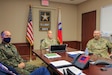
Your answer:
(33, 48), (112, 75)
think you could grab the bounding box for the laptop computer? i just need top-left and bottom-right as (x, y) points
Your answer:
(50, 44), (67, 52)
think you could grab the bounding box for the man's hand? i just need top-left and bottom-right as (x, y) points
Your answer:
(109, 54), (112, 59)
(18, 62), (25, 68)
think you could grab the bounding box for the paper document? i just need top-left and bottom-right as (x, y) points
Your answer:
(67, 51), (85, 55)
(44, 53), (61, 58)
(57, 66), (86, 75)
(50, 60), (72, 68)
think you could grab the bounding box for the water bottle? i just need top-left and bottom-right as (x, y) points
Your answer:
(85, 48), (89, 56)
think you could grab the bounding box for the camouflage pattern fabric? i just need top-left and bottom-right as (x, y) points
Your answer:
(87, 38), (112, 59)
(0, 43), (38, 75)
(41, 38), (59, 49)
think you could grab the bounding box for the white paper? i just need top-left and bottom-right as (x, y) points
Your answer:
(50, 60), (72, 67)
(57, 66), (86, 75)
(67, 51), (85, 55)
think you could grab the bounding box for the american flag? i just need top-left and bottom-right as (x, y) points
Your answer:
(57, 8), (63, 44)
(26, 6), (34, 46)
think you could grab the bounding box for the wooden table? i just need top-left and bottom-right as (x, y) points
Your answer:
(33, 47), (112, 75)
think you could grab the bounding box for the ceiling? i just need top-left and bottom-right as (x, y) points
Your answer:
(49, 0), (88, 5)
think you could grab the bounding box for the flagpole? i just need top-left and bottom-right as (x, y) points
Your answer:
(26, 5), (33, 62)
(29, 45), (32, 62)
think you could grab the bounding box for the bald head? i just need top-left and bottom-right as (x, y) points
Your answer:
(47, 30), (53, 39)
(1, 31), (11, 37)
(93, 30), (101, 40)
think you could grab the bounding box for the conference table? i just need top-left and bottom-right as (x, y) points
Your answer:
(33, 47), (112, 75)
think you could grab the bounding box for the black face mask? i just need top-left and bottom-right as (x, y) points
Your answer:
(3, 38), (11, 43)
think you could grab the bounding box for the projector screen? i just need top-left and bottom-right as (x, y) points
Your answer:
(100, 5), (112, 34)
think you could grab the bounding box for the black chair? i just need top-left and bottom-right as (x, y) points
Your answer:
(40, 39), (44, 50)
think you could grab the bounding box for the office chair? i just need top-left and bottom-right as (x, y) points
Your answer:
(40, 39), (44, 50)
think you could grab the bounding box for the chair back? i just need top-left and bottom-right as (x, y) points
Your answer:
(40, 39), (44, 50)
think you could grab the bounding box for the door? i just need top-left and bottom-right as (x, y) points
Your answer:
(81, 11), (96, 50)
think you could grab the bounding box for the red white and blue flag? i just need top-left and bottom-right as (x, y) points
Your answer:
(57, 8), (63, 44)
(26, 6), (34, 46)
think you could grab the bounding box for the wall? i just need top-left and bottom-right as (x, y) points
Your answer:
(77, 0), (112, 41)
(0, 0), (77, 49)
(2, 0), (112, 49)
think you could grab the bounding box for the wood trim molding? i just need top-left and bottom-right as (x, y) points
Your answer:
(63, 41), (81, 50)
(13, 41), (81, 55)
(13, 43), (36, 60)
(13, 43), (30, 55)
(13, 41), (81, 60)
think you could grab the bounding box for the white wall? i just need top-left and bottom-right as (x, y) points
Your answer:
(0, 0), (77, 49)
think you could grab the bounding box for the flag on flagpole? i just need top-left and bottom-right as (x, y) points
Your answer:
(26, 5), (34, 46)
(57, 8), (63, 44)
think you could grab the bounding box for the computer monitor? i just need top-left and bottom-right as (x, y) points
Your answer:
(50, 44), (67, 52)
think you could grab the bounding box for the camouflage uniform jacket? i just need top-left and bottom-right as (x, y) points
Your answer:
(41, 38), (59, 49)
(87, 38), (112, 58)
(0, 43), (38, 75)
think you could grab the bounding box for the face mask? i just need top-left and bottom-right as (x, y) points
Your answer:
(3, 38), (11, 43)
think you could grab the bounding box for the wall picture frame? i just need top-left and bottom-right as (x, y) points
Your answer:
(39, 10), (51, 31)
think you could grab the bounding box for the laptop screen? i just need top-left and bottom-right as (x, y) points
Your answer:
(50, 44), (67, 52)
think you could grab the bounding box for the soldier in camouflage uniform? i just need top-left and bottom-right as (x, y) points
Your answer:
(41, 30), (59, 49)
(87, 30), (112, 59)
(0, 30), (50, 75)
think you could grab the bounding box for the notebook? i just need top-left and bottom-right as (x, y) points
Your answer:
(50, 44), (67, 52)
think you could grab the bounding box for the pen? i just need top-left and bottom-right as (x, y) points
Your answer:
(63, 69), (66, 75)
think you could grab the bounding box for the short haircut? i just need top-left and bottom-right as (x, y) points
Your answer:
(1, 31), (4, 36)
